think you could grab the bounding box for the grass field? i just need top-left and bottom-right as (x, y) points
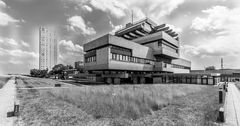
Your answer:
(0, 76), (11, 89)
(235, 82), (240, 90)
(16, 77), (221, 126)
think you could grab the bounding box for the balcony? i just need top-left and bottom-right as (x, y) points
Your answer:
(102, 73), (129, 78)
(153, 48), (179, 59)
(154, 62), (174, 72)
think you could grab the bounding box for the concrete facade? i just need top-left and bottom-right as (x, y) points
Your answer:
(83, 18), (191, 84)
(39, 26), (58, 70)
(152, 73), (220, 85)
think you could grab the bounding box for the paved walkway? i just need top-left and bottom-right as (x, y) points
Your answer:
(0, 76), (17, 126)
(18, 86), (70, 90)
(224, 82), (240, 126)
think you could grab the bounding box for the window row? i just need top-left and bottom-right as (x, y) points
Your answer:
(111, 53), (154, 65)
(111, 45), (131, 53)
(85, 56), (96, 63)
(172, 64), (189, 69)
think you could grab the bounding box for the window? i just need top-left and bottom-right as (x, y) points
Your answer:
(123, 55), (126, 61)
(85, 55), (96, 63)
(116, 54), (120, 60)
(110, 53), (154, 65)
(158, 41), (162, 46)
(112, 53), (117, 60)
(119, 55), (122, 61)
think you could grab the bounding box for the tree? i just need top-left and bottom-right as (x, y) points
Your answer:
(51, 64), (68, 79)
(66, 65), (73, 69)
(205, 66), (216, 71)
(52, 64), (66, 74)
(30, 69), (48, 78)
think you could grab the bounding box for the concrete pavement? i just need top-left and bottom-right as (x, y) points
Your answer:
(224, 82), (240, 126)
(0, 76), (17, 126)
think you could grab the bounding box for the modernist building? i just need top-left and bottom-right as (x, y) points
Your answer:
(39, 26), (58, 70)
(83, 18), (191, 84)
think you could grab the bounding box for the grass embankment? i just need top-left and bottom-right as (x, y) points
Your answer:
(16, 77), (221, 126)
(0, 76), (11, 89)
(235, 82), (240, 90)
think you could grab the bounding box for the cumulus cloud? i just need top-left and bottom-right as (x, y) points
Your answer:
(0, 48), (38, 74)
(20, 40), (30, 47)
(166, 24), (183, 33)
(191, 6), (239, 32)
(67, 0), (184, 20)
(182, 5), (240, 68)
(121, 0), (185, 20)
(0, 11), (19, 26)
(0, 48), (38, 64)
(58, 40), (84, 65)
(0, 37), (38, 74)
(109, 20), (123, 34)
(0, 37), (30, 49)
(90, 0), (127, 18)
(82, 5), (93, 12)
(0, 0), (6, 8)
(0, 37), (36, 60)
(67, 15), (96, 35)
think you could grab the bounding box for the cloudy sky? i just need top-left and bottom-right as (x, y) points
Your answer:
(0, 0), (240, 74)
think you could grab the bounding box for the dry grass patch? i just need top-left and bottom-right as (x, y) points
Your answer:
(16, 77), (221, 126)
(50, 84), (204, 120)
(235, 82), (240, 90)
(0, 76), (11, 89)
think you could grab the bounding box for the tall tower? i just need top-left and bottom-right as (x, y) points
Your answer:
(39, 26), (58, 70)
(221, 58), (223, 69)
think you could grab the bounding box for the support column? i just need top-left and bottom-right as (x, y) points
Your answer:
(133, 77), (138, 84)
(166, 76), (169, 83)
(106, 77), (112, 84)
(140, 77), (145, 84)
(114, 78), (120, 84)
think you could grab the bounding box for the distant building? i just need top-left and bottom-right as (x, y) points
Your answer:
(74, 61), (84, 69)
(191, 69), (240, 82)
(39, 26), (58, 70)
(83, 18), (191, 84)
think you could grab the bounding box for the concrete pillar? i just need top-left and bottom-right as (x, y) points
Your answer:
(14, 100), (20, 116)
(218, 107), (225, 122)
(106, 77), (112, 84)
(114, 78), (120, 84)
(187, 77), (191, 83)
(133, 77), (138, 84)
(182, 77), (186, 83)
(140, 77), (145, 84)
(166, 76), (169, 83)
(219, 90), (223, 104)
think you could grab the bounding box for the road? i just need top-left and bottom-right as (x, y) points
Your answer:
(0, 76), (17, 126)
(224, 82), (240, 126)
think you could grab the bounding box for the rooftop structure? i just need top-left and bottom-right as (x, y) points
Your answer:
(83, 18), (191, 84)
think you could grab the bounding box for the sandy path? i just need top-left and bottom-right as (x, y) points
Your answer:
(0, 76), (17, 126)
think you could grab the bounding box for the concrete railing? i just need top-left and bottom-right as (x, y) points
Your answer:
(218, 82), (228, 123)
